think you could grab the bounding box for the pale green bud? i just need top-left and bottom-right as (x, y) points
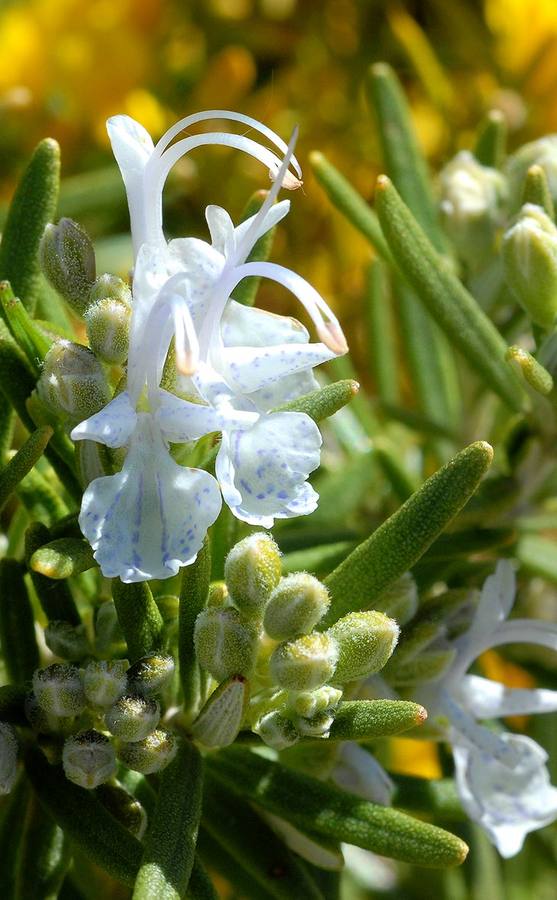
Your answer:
(374, 573), (418, 626)
(40, 218), (96, 314)
(84, 276), (132, 365)
(44, 620), (90, 661)
(117, 729), (178, 774)
(503, 204), (557, 328)
(327, 611), (399, 683)
(82, 660), (129, 710)
(270, 633), (338, 691)
(224, 533), (282, 619)
(208, 581), (229, 607)
(506, 136), (557, 211)
(37, 340), (110, 423)
(33, 664), (86, 717)
(105, 695), (160, 742)
(439, 151), (507, 265)
(24, 691), (68, 734)
(295, 710), (334, 739)
(126, 654), (175, 698)
(96, 782), (147, 839)
(254, 710), (299, 750)
(194, 607), (258, 682)
(263, 574), (330, 640)
(0, 723), (18, 795)
(192, 675), (248, 748)
(62, 730), (117, 789)
(291, 685), (342, 719)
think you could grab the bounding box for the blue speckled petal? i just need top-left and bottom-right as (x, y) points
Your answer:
(79, 413), (221, 582)
(220, 298), (309, 348)
(215, 411), (321, 526)
(71, 392), (138, 449)
(220, 343), (335, 395)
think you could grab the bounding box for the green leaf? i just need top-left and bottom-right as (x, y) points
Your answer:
(0, 138), (60, 313)
(133, 741), (203, 900)
(16, 463), (70, 526)
(365, 259), (400, 405)
(15, 793), (70, 899)
(0, 425), (52, 512)
(311, 699), (427, 741)
(274, 379), (359, 422)
(474, 110), (507, 169)
(232, 190), (277, 307)
(0, 558), (40, 684)
(506, 345), (554, 395)
(211, 748), (468, 868)
(24, 746), (142, 886)
(25, 522), (81, 625)
(375, 176), (525, 411)
(186, 857), (218, 900)
(321, 441), (493, 626)
(30, 537), (96, 580)
(516, 534), (557, 584)
(0, 281), (52, 375)
(112, 580), (165, 661)
(197, 828), (275, 900)
(521, 164), (554, 218)
(0, 777), (30, 895)
(179, 538), (211, 721)
(391, 774), (465, 822)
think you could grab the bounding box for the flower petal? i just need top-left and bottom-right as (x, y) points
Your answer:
(215, 411), (321, 526)
(106, 116), (156, 254)
(79, 414), (221, 582)
(205, 205), (235, 257)
(453, 560), (516, 674)
(71, 392), (137, 449)
(219, 342), (336, 395)
(456, 674), (557, 719)
(333, 743), (394, 806)
(221, 298), (309, 348)
(232, 199), (290, 256)
(155, 388), (228, 443)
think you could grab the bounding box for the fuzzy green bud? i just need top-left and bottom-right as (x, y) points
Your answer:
(254, 709), (299, 750)
(194, 607), (258, 682)
(327, 611), (399, 683)
(32, 664), (86, 717)
(40, 218), (96, 314)
(506, 135), (557, 210)
(503, 204), (557, 329)
(270, 633), (338, 691)
(439, 151), (507, 266)
(263, 573), (330, 640)
(117, 729), (178, 774)
(44, 620), (89, 661)
(24, 691), (68, 735)
(224, 533), (282, 619)
(374, 573), (418, 626)
(0, 723), (18, 795)
(291, 685), (342, 719)
(84, 275), (132, 364)
(37, 340), (110, 422)
(126, 654), (175, 698)
(62, 730), (117, 789)
(105, 695), (160, 742)
(207, 582), (228, 607)
(192, 675), (248, 748)
(82, 660), (129, 710)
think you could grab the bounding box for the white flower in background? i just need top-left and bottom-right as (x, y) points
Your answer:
(71, 111), (347, 580)
(418, 560), (557, 857)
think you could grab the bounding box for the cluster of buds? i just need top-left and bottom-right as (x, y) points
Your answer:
(192, 533), (399, 750)
(26, 653), (177, 789)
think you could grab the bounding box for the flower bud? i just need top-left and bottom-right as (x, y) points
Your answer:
(327, 611), (399, 683)
(105, 695), (160, 742)
(503, 204), (557, 329)
(0, 723), (18, 795)
(62, 730), (117, 789)
(295, 710), (334, 739)
(24, 691), (68, 735)
(117, 729), (178, 774)
(224, 533), (282, 619)
(37, 340), (110, 423)
(254, 710), (299, 750)
(32, 664), (86, 717)
(83, 660), (129, 710)
(126, 654), (175, 698)
(374, 573), (418, 626)
(194, 607), (258, 682)
(84, 276), (132, 365)
(439, 151), (507, 266)
(507, 136), (557, 211)
(40, 218), (96, 314)
(44, 620), (89, 661)
(208, 581), (228, 607)
(192, 675), (248, 747)
(269, 633), (338, 691)
(263, 574), (330, 640)
(291, 685), (342, 719)
(96, 782), (147, 839)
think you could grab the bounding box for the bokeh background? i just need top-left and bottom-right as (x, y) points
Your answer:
(2, 1), (557, 897)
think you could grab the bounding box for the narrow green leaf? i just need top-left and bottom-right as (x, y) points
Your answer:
(197, 828), (275, 900)
(373, 438), (418, 502)
(281, 542), (354, 578)
(30, 537), (96, 580)
(211, 749), (468, 868)
(25, 746), (142, 886)
(375, 176), (525, 411)
(0, 334), (36, 430)
(0, 558), (40, 683)
(311, 699), (427, 741)
(112, 580), (165, 661)
(15, 793), (70, 900)
(521, 164), (554, 218)
(0, 281), (52, 375)
(0, 393), (15, 464)
(365, 259), (400, 405)
(391, 774), (465, 821)
(0, 138), (60, 313)
(179, 538), (211, 721)
(474, 110), (507, 169)
(17, 463), (70, 525)
(0, 425), (52, 512)
(232, 190), (277, 306)
(0, 777), (30, 895)
(25, 522), (80, 625)
(321, 441), (493, 626)
(516, 534), (557, 584)
(186, 857), (218, 900)
(133, 741), (203, 900)
(274, 379), (359, 422)
(309, 151), (392, 261)
(506, 345), (553, 395)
